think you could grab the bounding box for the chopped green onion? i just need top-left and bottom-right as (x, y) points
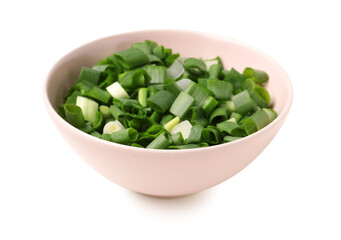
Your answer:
(163, 79), (182, 97)
(165, 53), (180, 67)
(90, 131), (102, 138)
(216, 121), (247, 137)
(184, 58), (207, 76)
(250, 86), (271, 108)
(92, 111), (104, 130)
(185, 81), (211, 106)
(160, 114), (174, 126)
(103, 120), (124, 134)
(145, 65), (167, 85)
(114, 47), (149, 69)
(109, 105), (124, 120)
(65, 91), (81, 105)
(243, 67), (269, 84)
(106, 82), (129, 99)
(202, 126), (222, 145)
(209, 107), (228, 125)
(64, 104), (85, 128)
(223, 135), (242, 142)
(170, 132), (185, 145)
(170, 120), (192, 140)
(79, 121), (94, 133)
(224, 68), (246, 91)
(167, 60), (184, 80)
(110, 128), (138, 144)
(207, 79), (232, 100)
(128, 118), (153, 132)
(132, 40), (158, 54)
(99, 105), (111, 119)
(208, 63), (222, 79)
(190, 106), (208, 127)
(186, 125), (203, 144)
(231, 90), (255, 115)
(119, 69), (151, 89)
(152, 45), (166, 59)
(164, 116), (180, 132)
(76, 96), (99, 123)
(78, 66), (101, 85)
(169, 92), (195, 119)
(146, 90), (175, 113)
(146, 132), (172, 149)
(201, 96), (219, 116)
(138, 88), (148, 107)
(176, 78), (192, 91)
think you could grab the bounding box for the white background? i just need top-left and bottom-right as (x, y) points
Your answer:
(1, 0), (340, 239)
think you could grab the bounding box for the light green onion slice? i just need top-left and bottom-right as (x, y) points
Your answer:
(207, 79), (233, 100)
(170, 120), (192, 140)
(186, 125), (203, 144)
(146, 132), (172, 149)
(145, 65), (167, 85)
(231, 90), (255, 115)
(103, 120), (125, 134)
(169, 92), (195, 119)
(106, 82), (129, 99)
(167, 60), (184, 80)
(164, 116), (180, 132)
(76, 96), (99, 123)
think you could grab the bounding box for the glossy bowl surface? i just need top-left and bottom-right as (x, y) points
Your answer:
(44, 30), (293, 197)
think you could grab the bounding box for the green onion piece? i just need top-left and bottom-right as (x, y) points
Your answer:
(103, 120), (125, 134)
(64, 104), (85, 128)
(128, 118), (153, 132)
(119, 69), (151, 89)
(132, 40), (158, 54)
(224, 68), (246, 92)
(169, 92), (196, 119)
(147, 55), (163, 65)
(92, 111), (104, 130)
(231, 90), (255, 115)
(92, 64), (115, 72)
(150, 111), (162, 123)
(152, 45), (166, 59)
(167, 60), (184, 80)
(144, 65), (167, 85)
(101, 133), (111, 141)
(98, 71), (118, 89)
(185, 82), (211, 106)
(242, 78), (256, 93)
(190, 106), (208, 127)
(207, 79), (232, 100)
(223, 135), (242, 142)
(164, 116), (180, 132)
(243, 67), (269, 84)
(202, 126), (222, 145)
(250, 86), (271, 108)
(131, 143), (144, 148)
(165, 53), (180, 67)
(170, 132), (185, 145)
(201, 96), (219, 116)
(90, 131), (101, 138)
(76, 96), (99, 123)
(86, 86), (112, 105)
(183, 58), (207, 76)
(209, 107), (228, 125)
(114, 47), (149, 69)
(197, 78), (209, 87)
(176, 78), (192, 91)
(99, 105), (111, 119)
(78, 66), (101, 85)
(229, 112), (243, 123)
(121, 100), (147, 119)
(170, 120), (192, 140)
(209, 63), (222, 79)
(79, 122), (94, 133)
(109, 105), (124, 120)
(148, 86), (159, 96)
(186, 125), (203, 144)
(160, 114), (174, 126)
(242, 109), (271, 135)
(163, 79), (181, 97)
(138, 88), (148, 107)
(263, 108), (278, 122)
(216, 121), (247, 137)
(106, 82), (129, 99)
(146, 90), (175, 113)
(65, 91), (81, 105)
(146, 132), (172, 149)
(110, 128), (138, 145)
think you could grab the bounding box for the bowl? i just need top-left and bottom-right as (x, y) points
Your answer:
(43, 30), (293, 197)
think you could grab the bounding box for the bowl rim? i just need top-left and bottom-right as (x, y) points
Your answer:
(43, 29), (293, 153)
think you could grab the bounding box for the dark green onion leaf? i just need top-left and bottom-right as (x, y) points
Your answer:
(243, 67), (269, 84)
(186, 125), (203, 144)
(209, 107), (228, 125)
(185, 81), (211, 106)
(146, 90), (176, 113)
(119, 69), (151, 89)
(78, 66), (102, 85)
(169, 92), (196, 119)
(209, 63), (222, 79)
(110, 128), (138, 145)
(207, 79), (233, 100)
(79, 121), (94, 133)
(202, 126), (222, 145)
(201, 96), (219, 116)
(184, 58), (207, 76)
(152, 45), (166, 59)
(146, 132), (172, 149)
(216, 121), (247, 137)
(92, 111), (104, 130)
(165, 53), (180, 67)
(224, 68), (246, 92)
(64, 104), (85, 128)
(132, 40), (158, 55)
(250, 86), (271, 108)
(163, 79), (182, 97)
(114, 47), (149, 69)
(109, 105), (125, 120)
(190, 106), (208, 127)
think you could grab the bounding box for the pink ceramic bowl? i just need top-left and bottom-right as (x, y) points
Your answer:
(43, 30), (293, 197)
